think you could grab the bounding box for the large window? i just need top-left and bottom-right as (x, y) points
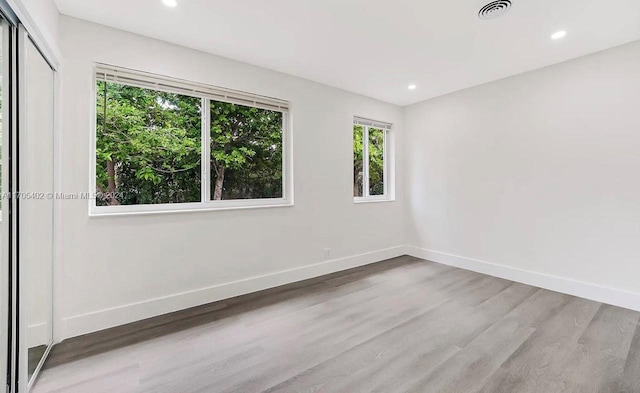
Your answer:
(93, 66), (290, 214)
(353, 117), (391, 202)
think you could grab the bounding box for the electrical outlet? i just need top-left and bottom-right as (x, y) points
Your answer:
(322, 248), (332, 259)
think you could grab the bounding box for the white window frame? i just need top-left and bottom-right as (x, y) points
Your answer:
(353, 117), (393, 203)
(90, 64), (293, 216)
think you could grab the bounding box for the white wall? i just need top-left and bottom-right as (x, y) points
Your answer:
(404, 40), (640, 310)
(18, 0), (58, 39)
(11, 0), (60, 66)
(56, 16), (405, 340)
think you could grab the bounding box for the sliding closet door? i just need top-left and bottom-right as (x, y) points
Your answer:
(0, 15), (11, 393)
(18, 29), (54, 392)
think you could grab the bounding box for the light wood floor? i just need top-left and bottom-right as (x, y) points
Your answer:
(28, 345), (48, 379)
(33, 256), (640, 393)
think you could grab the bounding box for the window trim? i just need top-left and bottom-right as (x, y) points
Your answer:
(89, 64), (293, 216)
(353, 117), (393, 203)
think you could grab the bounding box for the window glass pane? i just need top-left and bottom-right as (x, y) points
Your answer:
(368, 128), (385, 196)
(210, 101), (283, 200)
(96, 81), (202, 206)
(353, 125), (364, 197)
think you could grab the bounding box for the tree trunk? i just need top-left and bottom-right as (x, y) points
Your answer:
(213, 165), (225, 200)
(106, 160), (120, 205)
(354, 168), (363, 197)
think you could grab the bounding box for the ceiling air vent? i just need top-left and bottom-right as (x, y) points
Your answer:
(478, 0), (512, 20)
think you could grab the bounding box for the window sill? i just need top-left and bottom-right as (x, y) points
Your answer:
(353, 197), (395, 204)
(89, 200), (294, 217)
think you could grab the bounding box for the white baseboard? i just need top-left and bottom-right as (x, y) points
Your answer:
(406, 246), (640, 313)
(60, 246), (407, 340)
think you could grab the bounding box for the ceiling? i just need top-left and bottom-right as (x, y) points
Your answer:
(54, 0), (640, 106)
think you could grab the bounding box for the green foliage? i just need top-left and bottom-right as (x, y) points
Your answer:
(353, 125), (364, 197)
(96, 81), (201, 205)
(96, 81), (284, 205)
(210, 102), (282, 199)
(353, 125), (385, 196)
(368, 128), (385, 195)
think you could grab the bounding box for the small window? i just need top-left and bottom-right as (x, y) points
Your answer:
(353, 117), (392, 202)
(93, 65), (291, 215)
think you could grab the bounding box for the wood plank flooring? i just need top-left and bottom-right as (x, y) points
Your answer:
(32, 256), (640, 393)
(29, 345), (48, 378)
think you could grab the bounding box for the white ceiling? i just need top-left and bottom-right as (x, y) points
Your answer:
(54, 0), (640, 106)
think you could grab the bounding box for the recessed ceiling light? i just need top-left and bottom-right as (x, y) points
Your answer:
(408, 84), (417, 90)
(551, 30), (567, 40)
(162, 0), (177, 7)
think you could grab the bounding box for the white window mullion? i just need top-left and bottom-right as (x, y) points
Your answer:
(202, 98), (211, 203)
(363, 125), (370, 198)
